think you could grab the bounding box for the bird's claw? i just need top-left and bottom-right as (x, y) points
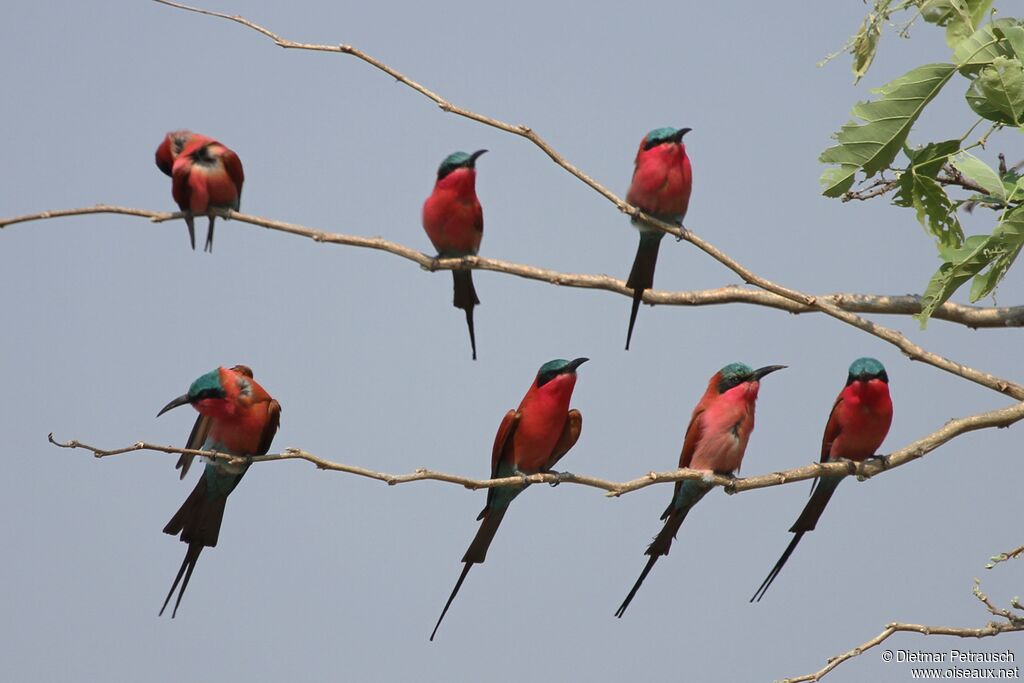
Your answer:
(512, 468), (531, 486)
(869, 454), (890, 470)
(837, 457), (857, 475)
(547, 470), (574, 487)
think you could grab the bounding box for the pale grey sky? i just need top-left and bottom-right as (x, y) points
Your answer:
(2, 2), (1021, 682)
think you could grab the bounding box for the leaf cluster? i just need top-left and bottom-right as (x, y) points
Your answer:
(821, 1), (1024, 324)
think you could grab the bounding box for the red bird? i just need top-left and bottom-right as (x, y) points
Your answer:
(750, 357), (893, 601)
(156, 365), (280, 618)
(615, 362), (784, 617)
(422, 150), (487, 360)
(624, 127), (692, 350)
(171, 136), (244, 252)
(430, 357), (588, 640)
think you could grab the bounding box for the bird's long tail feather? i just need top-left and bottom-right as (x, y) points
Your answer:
(615, 505), (687, 618)
(452, 271), (480, 360)
(616, 481), (709, 617)
(160, 542), (203, 618)
(160, 475), (228, 617)
(204, 216), (216, 253)
(184, 214), (196, 251)
(750, 478), (842, 602)
(430, 508), (506, 641)
(625, 233), (663, 350)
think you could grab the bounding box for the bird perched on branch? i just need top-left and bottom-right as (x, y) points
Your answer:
(615, 362), (784, 618)
(431, 357), (588, 640)
(624, 126), (692, 350)
(156, 131), (244, 252)
(750, 357), (892, 602)
(422, 150), (487, 360)
(156, 365), (280, 618)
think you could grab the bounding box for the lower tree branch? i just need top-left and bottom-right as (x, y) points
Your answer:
(45, 396), (1024, 497)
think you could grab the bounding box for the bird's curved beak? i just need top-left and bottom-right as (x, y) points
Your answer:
(468, 149), (488, 165)
(157, 394), (192, 417)
(567, 357), (590, 372)
(674, 127), (692, 142)
(751, 364), (786, 381)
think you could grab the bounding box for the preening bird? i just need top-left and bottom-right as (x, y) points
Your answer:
(156, 365), (280, 618)
(624, 126), (692, 350)
(615, 362), (784, 618)
(168, 135), (244, 252)
(422, 149), (487, 360)
(430, 357), (588, 640)
(750, 357), (892, 602)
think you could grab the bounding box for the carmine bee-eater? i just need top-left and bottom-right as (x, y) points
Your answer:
(615, 362), (785, 618)
(430, 357), (588, 640)
(156, 365), (281, 618)
(750, 357), (892, 602)
(171, 136), (244, 252)
(624, 127), (692, 350)
(422, 150), (487, 360)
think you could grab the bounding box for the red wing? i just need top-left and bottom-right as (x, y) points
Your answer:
(546, 409), (582, 471)
(490, 409), (520, 478)
(677, 406), (705, 469)
(221, 148), (245, 192)
(256, 399), (282, 456)
(820, 394), (844, 462)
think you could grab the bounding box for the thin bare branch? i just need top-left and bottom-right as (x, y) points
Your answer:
(5, 205), (1024, 331)
(46, 397), (1024, 497)
(779, 621), (1024, 683)
(779, 548), (1024, 683)
(148, 1), (1024, 402)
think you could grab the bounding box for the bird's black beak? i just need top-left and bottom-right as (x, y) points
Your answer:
(157, 394), (192, 417)
(751, 364), (786, 381)
(468, 149), (488, 166)
(673, 128), (692, 142)
(566, 357), (590, 372)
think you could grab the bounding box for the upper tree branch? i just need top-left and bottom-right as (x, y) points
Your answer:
(5, 204), (1024, 328)
(47, 396), (1024, 497)
(149, 1), (1024, 403)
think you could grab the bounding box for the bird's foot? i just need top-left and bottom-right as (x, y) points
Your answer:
(835, 457), (858, 475)
(868, 454), (890, 470)
(674, 224), (690, 242)
(512, 468), (531, 486)
(546, 470), (574, 487)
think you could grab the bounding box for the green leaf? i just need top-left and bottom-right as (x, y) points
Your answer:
(851, 15), (882, 84)
(951, 151), (1006, 199)
(918, 235), (992, 325)
(995, 25), (1024, 62)
(819, 63), (957, 197)
(953, 18), (1020, 74)
(970, 207), (1024, 300)
(901, 175), (965, 248)
(943, 0), (994, 49)
(917, 206), (1024, 324)
(965, 56), (1024, 125)
(893, 139), (964, 247)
